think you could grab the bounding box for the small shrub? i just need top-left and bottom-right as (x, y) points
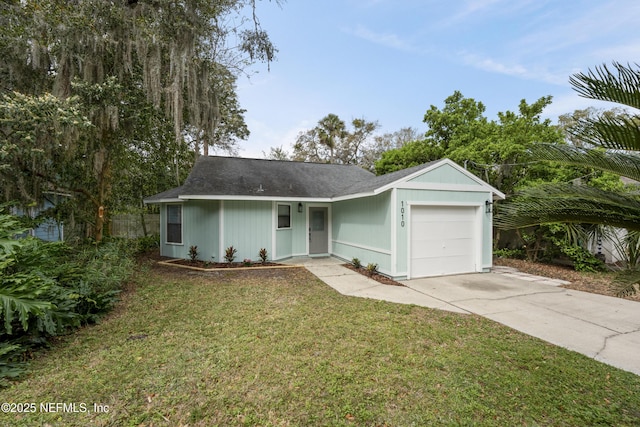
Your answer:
(259, 248), (268, 263)
(189, 245), (199, 263)
(365, 263), (378, 276)
(351, 257), (362, 269)
(561, 244), (605, 272)
(224, 246), (237, 263)
(494, 248), (525, 259)
(133, 234), (160, 254)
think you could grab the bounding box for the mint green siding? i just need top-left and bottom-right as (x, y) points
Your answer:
(409, 162), (481, 186)
(277, 202), (308, 258)
(160, 201), (220, 260)
(159, 199), (311, 262)
(332, 192), (393, 275)
(275, 228), (292, 259)
(222, 200), (272, 262)
(290, 203), (307, 256)
(186, 200), (220, 261)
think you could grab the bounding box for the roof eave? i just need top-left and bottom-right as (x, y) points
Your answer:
(178, 194), (333, 202)
(143, 198), (182, 204)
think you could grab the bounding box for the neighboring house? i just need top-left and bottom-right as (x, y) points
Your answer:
(144, 156), (505, 279)
(12, 192), (67, 242)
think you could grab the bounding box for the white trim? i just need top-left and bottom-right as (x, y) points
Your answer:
(332, 239), (392, 255)
(407, 201), (484, 207)
(276, 203), (292, 230)
(147, 198), (182, 204)
(179, 194), (333, 202)
(219, 200), (225, 261)
(393, 182), (492, 193)
(390, 188), (398, 277)
(331, 192), (376, 202)
(406, 202), (483, 279)
(271, 202), (277, 259)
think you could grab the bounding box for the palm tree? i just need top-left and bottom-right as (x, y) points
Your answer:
(317, 114), (346, 163)
(495, 62), (640, 295)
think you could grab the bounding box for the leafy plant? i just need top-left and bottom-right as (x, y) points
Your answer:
(243, 258), (252, 266)
(189, 245), (199, 263)
(365, 263), (378, 276)
(133, 234), (160, 254)
(351, 257), (362, 269)
(0, 209), (135, 385)
(224, 246), (237, 263)
(493, 248), (525, 259)
(0, 342), (27, 387)
(258, 248), (268, 263)
(560, 244), (604, 272)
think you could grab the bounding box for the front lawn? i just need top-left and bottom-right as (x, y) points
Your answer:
(2, 262), (639, 426)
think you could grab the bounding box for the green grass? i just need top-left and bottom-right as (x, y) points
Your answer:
(2, 263), (640, 426)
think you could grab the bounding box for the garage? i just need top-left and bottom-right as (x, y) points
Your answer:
(409, 205), (480, 278)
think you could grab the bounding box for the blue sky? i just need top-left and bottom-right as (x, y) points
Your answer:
(233, 0), (640, 158)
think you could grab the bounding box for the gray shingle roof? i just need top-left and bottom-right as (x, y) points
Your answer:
(145, 156), (504, 203)
(145, 156), (382, 201)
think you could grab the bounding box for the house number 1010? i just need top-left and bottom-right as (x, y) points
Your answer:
(400, 201), (405, 227)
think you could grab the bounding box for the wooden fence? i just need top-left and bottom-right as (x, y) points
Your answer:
(110, 214), (160, 238)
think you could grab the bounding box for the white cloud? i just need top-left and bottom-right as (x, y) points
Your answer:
(590, 42), (640, 64)
(458, 51), (567, 85)
(542, 92), (624, 120)
(238, 119), (314, 159)
(436, 0), (539, 29)
(346, 24), (418, 53)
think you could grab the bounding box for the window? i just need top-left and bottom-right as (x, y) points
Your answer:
(166, 204), (182, 244)
(277, 204), (291, 229)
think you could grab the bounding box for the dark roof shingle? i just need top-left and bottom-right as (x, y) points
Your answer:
(145, 156), (378, 201)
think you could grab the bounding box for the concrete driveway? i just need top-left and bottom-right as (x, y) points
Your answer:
(402, 273), (640, 376)
(287, 257), (640, 376)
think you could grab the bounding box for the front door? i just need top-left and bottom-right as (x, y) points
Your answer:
(309, 207), (328, 255)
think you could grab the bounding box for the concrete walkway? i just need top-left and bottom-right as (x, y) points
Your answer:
(285, 256), (640, 376)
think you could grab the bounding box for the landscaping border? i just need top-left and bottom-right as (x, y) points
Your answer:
(157, 258), (304, 272)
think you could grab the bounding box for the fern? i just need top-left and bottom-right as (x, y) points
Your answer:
(0, 342), (27, 387)
(0, 275), (53, 334)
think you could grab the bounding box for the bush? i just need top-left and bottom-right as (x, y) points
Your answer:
(351, 257), (362, 269)
(189, 245), (199, 263)
(259, 248), (268, 263)
(0, 210), (135, 386)
(560, 244), (605, 273)
(365, 263), (378, 276)
(494, 248), (526, 259)
(224, 246), (237, 263)
(133, 234), (160, 254)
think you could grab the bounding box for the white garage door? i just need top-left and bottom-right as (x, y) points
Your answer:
(410, 205), (478, 278)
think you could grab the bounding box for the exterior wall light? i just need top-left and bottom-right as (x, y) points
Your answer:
(298, 202), (303, 213)
(485, 200), (493, 214)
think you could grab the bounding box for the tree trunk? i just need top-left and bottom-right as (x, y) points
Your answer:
(94, 147), (112, 243)
(140, 200), (148, 237)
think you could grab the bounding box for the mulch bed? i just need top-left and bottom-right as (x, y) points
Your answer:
(167, 258), (283, 268)
(342, 264), (405, 287)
